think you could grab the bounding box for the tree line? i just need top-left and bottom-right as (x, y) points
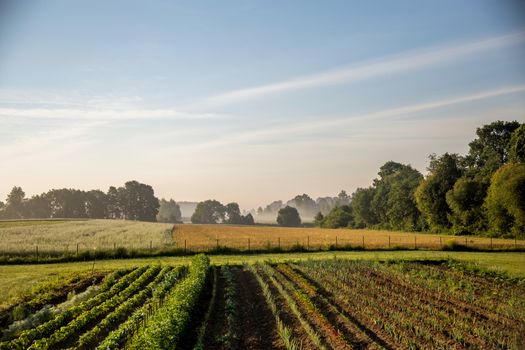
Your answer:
(317, 120), (525, 238)
(0, 181), (161, 222)
(191, 200), (254, 225)
(255, 192), (350, 222)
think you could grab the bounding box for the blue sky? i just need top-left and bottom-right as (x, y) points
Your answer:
(0, 0), (524, 209)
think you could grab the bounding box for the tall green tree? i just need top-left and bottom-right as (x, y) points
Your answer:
(509, 123), (525, 163)
(319, 205), (353, 228)
(241, 213), (255, 225)
(5, 186), (26, 218)
(446, 177), (486, 234)
(118, 181), (160, 221)
(157, 199), (182, 223)
(276, 206), (301, 227)
(415, 153), (463, 232)
(484, 163), (525, 237)
(85, 190), (108, 219)
(370, 162), (423, 230)
(224, 202), (242, 224)
(191, 200), (225, 224)
(351, 187), (377, 228)
(465, 120), (520, 180)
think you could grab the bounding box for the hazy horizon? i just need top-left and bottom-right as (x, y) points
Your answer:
(1, 1), (524, 210)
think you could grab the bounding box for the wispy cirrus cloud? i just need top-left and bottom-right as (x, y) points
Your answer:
(179, 84), (525, 150)
(0, 107), (217, 121)
(203, 32), (525, 107)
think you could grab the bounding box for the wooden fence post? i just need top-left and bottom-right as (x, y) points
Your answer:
(362, 236), (365, 249)
(388, 236), (391, 249)
(490, 237), (493, 250)
(414, 236), (417, 249)
(307, 236), (310, 250)
(248, 238), (250, 252)
(278, 237), (281, 250)
(184, 239), (187, 254)
(77, 243), (79, 255)
(36, 245), (39, 262)
(335, 236), (338, 248)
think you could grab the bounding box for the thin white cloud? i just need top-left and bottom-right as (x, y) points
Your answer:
(178, 84), (525, 150)
(0, 121), (106, 158)
(203, 32), (525, 107)
(0, 107), (217, 121)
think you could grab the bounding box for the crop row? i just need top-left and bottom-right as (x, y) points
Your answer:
(1, 268), (141, 350)
(128, 254), (210, 349)
(256, 263), (326, 349)
(74, 266), (174, 349)
(294, 259), (524, 349)
(96, 265), (188, 350)
(0, 272), (107, 331)
(28, 265), (161, 349)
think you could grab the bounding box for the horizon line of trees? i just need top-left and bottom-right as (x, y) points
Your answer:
(254, 191), (350, 221)
(191, 200), (254, 225)
(316, 120), (525, 238)
(0, 180), (161, 222)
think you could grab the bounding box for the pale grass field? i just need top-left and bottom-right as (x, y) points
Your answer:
(0, 220), (174, 253)
(173, 224), (524, 251)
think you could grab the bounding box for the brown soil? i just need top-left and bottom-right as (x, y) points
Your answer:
(232, 267), (284, 350)
(201, 268), (226, 350)
(202, 266), (285, 350)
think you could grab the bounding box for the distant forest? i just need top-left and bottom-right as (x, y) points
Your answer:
(1, 120), (523, 237)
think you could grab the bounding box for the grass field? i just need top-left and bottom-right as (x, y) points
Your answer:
(1, 220), (523, 259)
(174, 223), (524, 251)
(0, 219), (174, 253)
(0, 255), (523, 349)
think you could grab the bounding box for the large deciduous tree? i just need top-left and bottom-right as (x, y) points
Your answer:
(319, 205), (353, 228)
(157, 199), (182, 223)
(484, 163), (525, 237)
(415, 153), (463, 232)
(5, 186), (26, 218)
(118, 181), (160, 221)
(465, 120), (520, 180)
(276, 206), (301, 227)
(191, 200), (225, 224)
(509, 123), (525, 163)
(371, 161), (423, 231)
(224, 202), (242, 224)
(446, 177), (486, 235)
(351, 187), (377, 228)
